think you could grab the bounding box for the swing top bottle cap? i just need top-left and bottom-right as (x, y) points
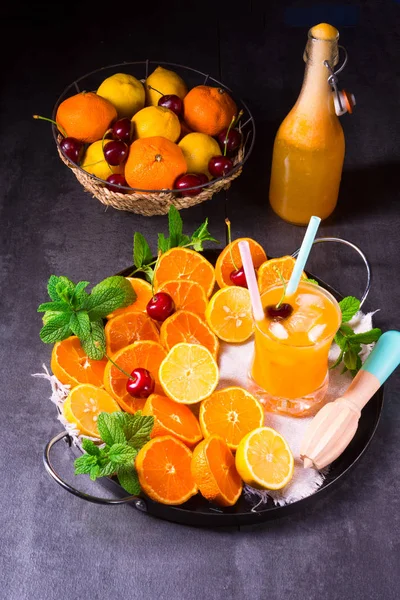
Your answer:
(310, 23), (339, 41)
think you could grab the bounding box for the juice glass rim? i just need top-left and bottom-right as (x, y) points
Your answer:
(255, 281), (342, 348)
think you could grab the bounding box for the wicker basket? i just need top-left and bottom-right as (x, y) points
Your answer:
(52, 61), (255, 216)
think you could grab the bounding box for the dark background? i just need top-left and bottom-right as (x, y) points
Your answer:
(1, 1), (400, 599)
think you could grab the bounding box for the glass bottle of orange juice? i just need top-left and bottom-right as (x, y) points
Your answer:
(269, 23), (348, 225)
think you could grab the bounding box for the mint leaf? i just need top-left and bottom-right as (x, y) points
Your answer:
(80, 320), (106, 360)
(348, 328), (382, 345)
(71, 281), (90, 309)
(168, 205), (184, 247)
(133, 232), (153, 269)
(330, 348), (345, 370)
(108, 444), (137, 466)
(191, 218), (218, 251)
(69, 311), (91, 340)
(339, 296), (360, 323)
(47, 275), (63, 301)
(158, 233), (170, 253)
(37, 300), (69, 313)
(121, 412), (154, 449)
(85, 276), (136, 320)
(97, 462), (116, 478)
(306, 278), (319, 286)
(81, 438), (101, 456)
(40, 312), (72, 344)
(344, 347), (358, 371)
(339, 323), (354, 336)
(97, 412), (125, 446)
(55, 277), (75, 303)
(351, 355), (363, 376)
(74, 454), (99, 475)
(90, 464), (101, 481)
(140, 265), (155, 284)
(117, 466), (141, 495)
(334, 330), (347, 351)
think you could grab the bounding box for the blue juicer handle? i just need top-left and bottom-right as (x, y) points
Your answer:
(361, 330), (400, 385)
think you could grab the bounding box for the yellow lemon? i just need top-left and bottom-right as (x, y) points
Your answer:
(131, 106), (181, 142)
(178, 132), (221, 179)
(145, 66), (188, 107)
(81, 140), (124, 181)
(97, 73), (145, 118)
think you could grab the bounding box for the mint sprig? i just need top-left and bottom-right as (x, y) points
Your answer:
(73, 411), (154, 494)
(131, 206), (218, 281)
(330, 295), (382, 375)
(38, 275), (136, 360)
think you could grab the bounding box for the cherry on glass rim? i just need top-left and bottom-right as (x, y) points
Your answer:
(266, 303), (294, 320)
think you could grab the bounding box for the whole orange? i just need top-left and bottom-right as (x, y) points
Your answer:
(56, 91), (117, 143)
(125, 136), (187, 191)
(183, 86), (237, 136)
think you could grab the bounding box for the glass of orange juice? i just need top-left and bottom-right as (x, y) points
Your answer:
(250, 281), (341, 417)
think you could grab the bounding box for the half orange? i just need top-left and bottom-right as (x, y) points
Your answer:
(156, 279), (208, 316)
(153, 247), (216, 298)
(215, 237), (267, 288)
(143, 393), (203, 446)
(257, 256), (307, 295)
(160, 310), (219, 358)
(51, 336), (107, 388)
(107, 277), (153, 319)
(105, 311), (160, 354)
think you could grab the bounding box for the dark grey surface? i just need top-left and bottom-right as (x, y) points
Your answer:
(1, 2), (400, 599)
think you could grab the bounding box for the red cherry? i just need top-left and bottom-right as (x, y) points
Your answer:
(208, 156), (233, 178)
(126, 368), (155, 398)
(106, 174), (129, 192)
(60, 137), (84, 164)
(158, 95), (183, 117)
(217, 128), (242, 154)
(174, 173), (208, 196)
(229, 266), (248, 287)
(111, 118), (132, 144)
(266, 303), (294, 320)
(103, 140), (129, 166)
(146, 292), (175, 322)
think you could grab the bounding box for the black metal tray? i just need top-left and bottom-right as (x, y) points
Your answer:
(44, 240), (382, 528)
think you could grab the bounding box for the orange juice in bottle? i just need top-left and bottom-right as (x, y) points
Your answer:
(269, 23), (347, 225)
(251, 281), (341, 416)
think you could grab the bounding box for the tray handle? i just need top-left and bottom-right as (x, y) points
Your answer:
(43, 431), (147, 510)
(291, 237), (371, 308)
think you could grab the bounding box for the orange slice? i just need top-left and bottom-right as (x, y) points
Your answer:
(105, 311), (160, 354)
(107, 277), (153, 319)
(199, 387), (264, 450)
(160, 310), (219, 359)
(257, 256), (307, 295)
(51, 336), (107, 388)
(156, 279), (208, 316)
(143, 393), (203, 446)
(103, 340), (167, 413)
(205, 286), (253, 343)
(159, 342), (219, 404)
(235, 427), (294, 490)
(153, 247), (216, 298)
(135, 435), (198, 505)
(191, 436), (242, 506)
(215, 237), (267, 288)
(63, 383), (121, 438)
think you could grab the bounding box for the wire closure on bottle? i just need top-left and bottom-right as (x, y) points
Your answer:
(324, 45), (348, 114)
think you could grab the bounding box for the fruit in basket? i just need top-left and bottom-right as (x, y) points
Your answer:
(158, 94), (183, 117)
(131, 106), (181, 142)
(174, 173), (208, 196)
(105, 311), (160, 354)
(63, 383), (121, 438)
(191, 436), (242, 506)
(155, 280), (208, 316)
(143, 393), (203, 446)
(178, 120), (193, 140)
(160, 310), (219, 358)
(81, 140), (124, 180)
(215, 236), (267, 288)
(257, 256), (307, 295)
(153, 247), (216, 298)
(145, 66), (188, 107)
(59, 137), (84, 164)
(103, 140), (129, 166)
(111, 118), (133, 143)
(205, 286), (253, 343)
(56, 91), (117, 143)
(126, 367), (155, 398)
(208, 155), (233, 177)
(159, 343), (219, 404)
(217, 127), (242, 155)
(178, 132), (221, 179)
(106, 173), (128, 192)
(135, 435), (197, 505)
(124, 136), (187, 191)
(199, 387), (264, 451)
(146, 291), (175, 322)
(104, 340), (167, 413)
(97, 73), (145, 118)
(183, 85), (237, 136)
(51, 336), (107, 388)
(235, 427), (294, 490)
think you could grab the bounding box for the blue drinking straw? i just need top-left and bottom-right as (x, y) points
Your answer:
(286, 216), (321, 297)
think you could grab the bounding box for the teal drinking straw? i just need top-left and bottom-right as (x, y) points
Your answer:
(286, 216), (321, 297)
